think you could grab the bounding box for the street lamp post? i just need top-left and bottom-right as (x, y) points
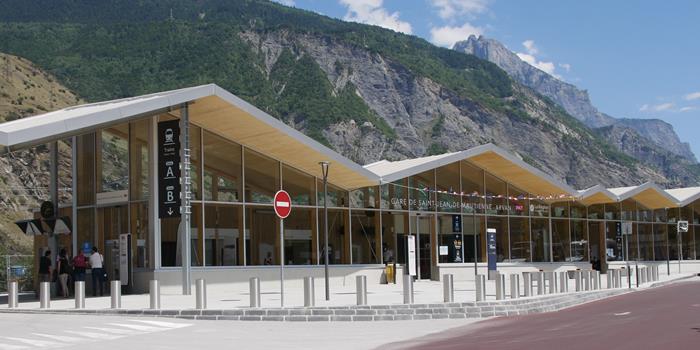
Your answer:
(320, 161), (330, 301)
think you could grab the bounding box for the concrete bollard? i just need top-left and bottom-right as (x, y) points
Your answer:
(149, 280), (160, 310)
(250, 277), (261, 308)
(356, 275), (367, 306)
(559, 271), (568, 293)
(74, 281), (85, 309)
(40, 282), (50, 309)
(303, 277), (315, 307)
(475, 274), (486, 302)
(574, 270), (582, 291)
(443, 274), (454, 303)
(110, 280), (121, 309)
(583, 270), (590, 291)
(652, 265), (659, 281)
(195, 279), (207, 310)
(616, 269), (622, 288)
(523, 272), (532, 297)
(495, 274), (506, 300)
(509, 274), (520, 299)
(646, 266), (651, 283)
(547, 272), (557, 294)
(591, 271), (599, 290)
(606, 271), (613, 289)
(8, 281), (18, 309)
(536, 272), (545, 295)
(403, 275), (414, 304)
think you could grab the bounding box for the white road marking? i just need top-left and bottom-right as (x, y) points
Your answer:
(0, 337), (57, 348)
(129, 319), (192, 329)
(107, 323), (166, 332)
(614, 312), (631, 316)
(83, 326), (138, 335)
(32, 333), (82, 342)
(64, 330), (121, 340)
(0, 343), (29, 350)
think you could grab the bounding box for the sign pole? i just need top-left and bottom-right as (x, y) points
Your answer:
(319, 162), (330, 301)
(180, 104), (192, 295)
(280, 218), (284, 308)
(273, 190), (292, 308)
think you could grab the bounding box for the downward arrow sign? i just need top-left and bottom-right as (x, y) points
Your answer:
(167, 208), (174, 215)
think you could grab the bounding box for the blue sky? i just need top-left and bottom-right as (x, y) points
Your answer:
(275, 0), (700, 159)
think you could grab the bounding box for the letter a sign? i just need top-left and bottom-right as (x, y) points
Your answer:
(273, 190), (292, 219)
(158, 120), (181, 218)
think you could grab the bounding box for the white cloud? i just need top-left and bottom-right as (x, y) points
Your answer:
(272, 0), (295, 6)
(522, 40), (538, 55)
(680, 106), (697, 112)
(640, 102), (674, 112)
(515, 40), (565, 79)
(430, 0), (488, 20)
(430, 23), (483, 48)
(684, 91), (700, 101)
(339, 0), (412, 34)
(558, 63), (571, 72)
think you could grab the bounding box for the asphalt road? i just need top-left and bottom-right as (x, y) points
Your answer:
(386, 277), (700, 350)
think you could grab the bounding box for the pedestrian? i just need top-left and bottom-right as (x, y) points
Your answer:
(89, 247), (105, 296)
(57, 248), (71, 298)
(72, 250), (87, 282)
(38, 250), (52, 284)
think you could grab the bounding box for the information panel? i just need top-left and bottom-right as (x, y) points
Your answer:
(407, 235), (417, 276)
(158, 120), (181, 218)
(487, 228), (497, 278)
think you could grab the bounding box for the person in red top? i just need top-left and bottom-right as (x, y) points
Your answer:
(72, 250), (87, 282)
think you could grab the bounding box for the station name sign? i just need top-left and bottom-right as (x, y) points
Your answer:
(158, 120), (181, 218)
(388, 197), (548, 213)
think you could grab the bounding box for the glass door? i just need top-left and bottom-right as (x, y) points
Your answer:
(415, 215), (432, 280)
(97, 205), (128, 282)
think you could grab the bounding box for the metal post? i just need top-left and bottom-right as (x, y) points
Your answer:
(304, 277), (315, 307)
(653, 265), (659, 281)
(280, 219), (285, 307)
(583, 270), (590, 291)
(356, 275), (367, 306)
(625, 235), (631, 289)
(575, 270), (582, 291)
(475, 274), (485, 302)
(606, 271), (613, 289)
(523, 272), (531, 297)
(74, 281), (85, 309)
(559, 271), (568, 293)
(615, 269), (622, 288)
(5, 255), (10, 294)
(678, 226), (682, 274)
(635, 266), (640, 287)
(403, 274), (414, 304)
(250, 277), (261, 308)
(509, 274), (519, 299)
(149, 280), (160, 310)
(495, 274), (505, 300)
(40, 282), (50, 309)
(548, 272), (556, 294)
(110, 281), (121, 309)
(195, 278), (206, 310)
(320, 162), (330, 301)
(8, 281), (18, 308)
(536, 272), (544, 295)
(443, 274), (454, 303)
(592, 271), (599, 290)
(180, 104), (192, 296)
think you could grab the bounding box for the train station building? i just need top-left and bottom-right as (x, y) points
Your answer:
(1, 84), (699, 292)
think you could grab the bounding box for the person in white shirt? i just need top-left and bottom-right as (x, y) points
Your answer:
(89, 247), (105, 296)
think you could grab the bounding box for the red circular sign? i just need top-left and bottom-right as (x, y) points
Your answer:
(273, 190), (292, 219)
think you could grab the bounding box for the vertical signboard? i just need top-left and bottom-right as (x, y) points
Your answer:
(487, 228), (497, 279)
(452, 215), (461, 233)
(158, 120), (181, 218)
(119, 233), (131, 286)
(407, 235), (417, 276)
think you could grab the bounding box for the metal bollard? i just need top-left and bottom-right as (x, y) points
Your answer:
(583, 270), (590, 291)
(509, 274), (520, 299)
(547, 271), (557, 294)
(523, 272), (532, 297)
(110, 281), (121, 309)
(575, 270), (582, 291)
(475, 274), (486, 302)
(40, 282), (50, 309)
(591, 271), (598, 290)
(652, 265), (659, 281)
(646, 266), (651, 283)
(606, 271), (613, 289)
(149, 280), (160, 310)
(403, 275), (414, 304)
(536, 272), (545, 295)
(303, 277), (315, 307)
(356, 275), (367, 306)
(443, 274), (454, 303)
(74, 281), (85, 309)
(616, 269), (622, 288)
(250, 277), (261, 308)
(559, 271), (568, 293)
(195, 279), (207, 310)
(494, 274), (505, 300)
(8, 281), (18, 308)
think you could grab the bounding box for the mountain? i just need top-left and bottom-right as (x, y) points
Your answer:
(454, 35), (698, 165)
(0, 0), (695, 191)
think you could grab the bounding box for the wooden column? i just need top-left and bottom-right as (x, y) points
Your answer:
(237, 206), (245, 266)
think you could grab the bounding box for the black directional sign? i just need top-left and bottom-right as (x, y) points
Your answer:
(158, 120), (181, 218)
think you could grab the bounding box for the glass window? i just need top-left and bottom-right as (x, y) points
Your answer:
(587, 204), (604, 220)
(284, 208), (314, 265)
(509, 217), (530, 262)
(605, 221), (622, 261)
(76, 208), (95, 254)
(204, 204), (243, 266)
(98, 124), (129, 192)
(130, 202), (149, 268)
(570, 202), (586, 219)
(604, 203), (620, 221)
(552, 219), (570, 262)
(693, 200), (700, 224)
(435, 163), (461, 213)
(283, 165), (315, 206)
(638, 223), (654, 260)
(508, 185), (528, 216)
(627, 223), (638, 261)
(351, 211), (379, 264)
(129, 120), (150, 201)
(552, 202), (569, 218)
(58, 139), (72, 204)
(620, 200), (636, 221)
(437, 214), (463, 263)
(191, 203), (203, 267)
(244, 149), (279, 204)
(410, 170), (435, 211)
(246, 205), (279, 265)
(680, 204), (693, 222)
(571, 220), (588, 262)
(318, 181), (347, 208)
(529, 198), (550, 217)
(381, 181), (407, 210)
(321, 209), (347, 265)
(461, 161), (484, 214)
(484, 173), (507, 215)
(381, 212), (405, 264)
(350, 187), (379, 209)
(203, 132), (242, 202)
(667, 208), (679, 224)
(654, 209), (667, 223)
(159, 206), (203, 268)
(76, 133), (96, 206)
(487, 217), (508, 262)
(654, 224), (668, 261)
(638, 204), (653, 222)
(531, 218), (550, 262)
(668, 224), (678, 260)
(463, 216), (485, 262)
(189, 125), (202, 200)
(682, 226), (694, 260)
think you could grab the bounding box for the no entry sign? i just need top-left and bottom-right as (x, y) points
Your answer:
(274, 190), (292, 219)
